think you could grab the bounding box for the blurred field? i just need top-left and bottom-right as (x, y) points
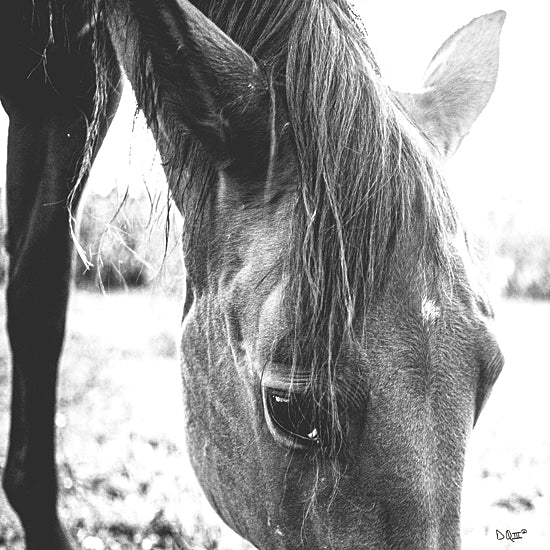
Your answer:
(0, 289), (548, 549)
(0, 289), (253, 550)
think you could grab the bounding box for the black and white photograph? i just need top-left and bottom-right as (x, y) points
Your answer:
(0, 1), (548, 549)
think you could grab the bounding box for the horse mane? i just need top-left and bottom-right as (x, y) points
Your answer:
(86, 0), (459, 455)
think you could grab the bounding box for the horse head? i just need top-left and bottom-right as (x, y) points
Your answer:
(106, 2), (505, 548)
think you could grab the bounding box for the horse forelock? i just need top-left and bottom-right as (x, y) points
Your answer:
(273, 1), (459, 458)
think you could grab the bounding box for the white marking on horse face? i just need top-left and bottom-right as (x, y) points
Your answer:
(421, 297), (441, 327)
(275, 527), (284, 537)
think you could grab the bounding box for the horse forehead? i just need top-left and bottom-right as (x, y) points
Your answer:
(348, 285), (487, 378)
(226, 234), (489, 370)
(254, 279), (464, 346)
(255, 290), (453, 371)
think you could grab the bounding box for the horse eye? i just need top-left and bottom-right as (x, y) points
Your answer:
(265, 388), (320, 445)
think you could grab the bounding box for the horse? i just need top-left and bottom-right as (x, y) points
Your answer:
(0, 1), (506, 548)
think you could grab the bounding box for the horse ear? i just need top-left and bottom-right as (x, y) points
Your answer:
(395, 11), (506, 157)
(112, 0), (273, 179)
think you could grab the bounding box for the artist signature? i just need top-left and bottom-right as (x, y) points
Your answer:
(496, 529), (527, 542)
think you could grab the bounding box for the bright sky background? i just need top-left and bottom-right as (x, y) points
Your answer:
(0, 1), (548, 236)
(354, 1), (550, 237)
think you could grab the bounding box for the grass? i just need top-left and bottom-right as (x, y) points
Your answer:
(0, 289), (549, 549)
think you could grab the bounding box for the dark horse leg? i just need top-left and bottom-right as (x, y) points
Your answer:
(0, 2), (120, 548)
